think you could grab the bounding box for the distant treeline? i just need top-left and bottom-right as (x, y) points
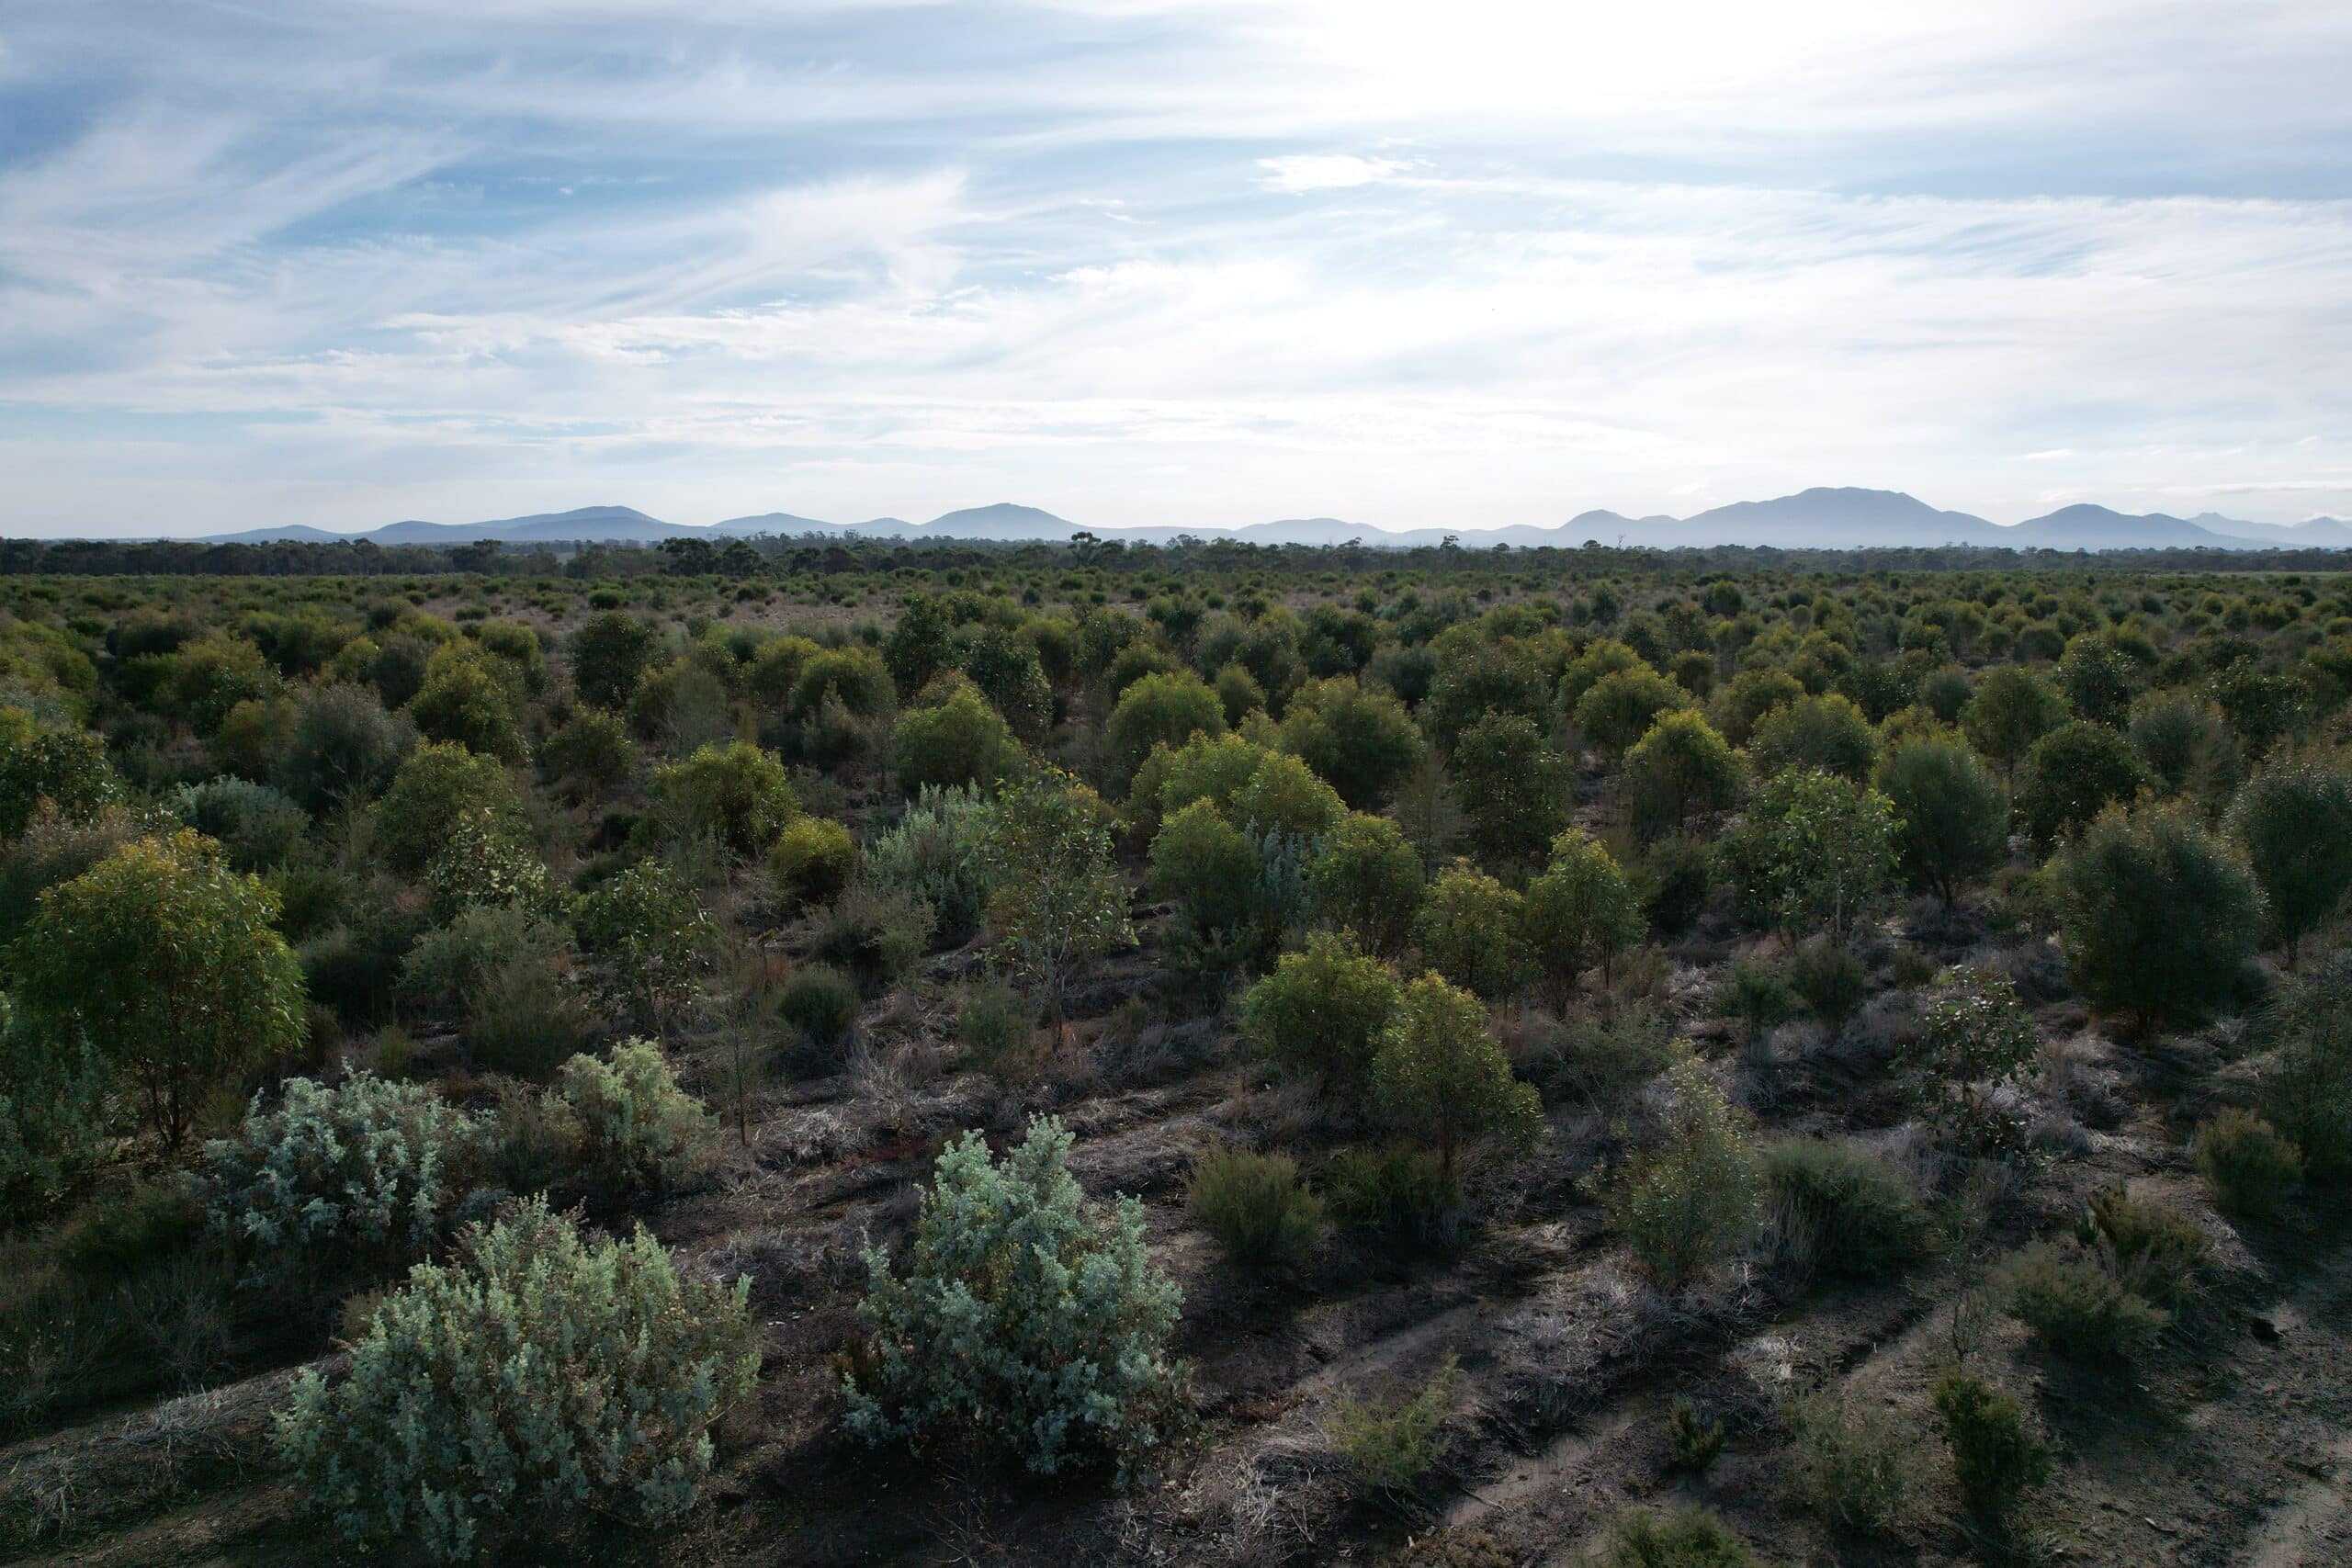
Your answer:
(2, 531), (2345, 579)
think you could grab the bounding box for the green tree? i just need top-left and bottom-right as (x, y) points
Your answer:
(1747, 693), (1877, 782)
(1413, 864), (1534, 999)
(1712, 666), (1805, 748)
(372, 740), (524, 874)
(2052, 804), (2265, 1033)
(578, 861), (713, 1037)
(2229, 759), (2352, 963)
(406, 645), (526, 762)
(1716, 767), (1899, 944)
(0, 706), (121, 839)
(569, 611), (662, 710)
(1308, 811), (1426, 955)
(645, 740), (798, 857)
(1620, 710), (1743, 842)
(1521, 828), (1645, 1005)
(2014, 720), (2150, 850)
(883, 591), (956, 697)
(1371, 974), (1543, 1180)
(1106, 671), (1226, 781)
(2056, 633), (2138, 727)
(892, 684), (1020, 793)
(1279, 676), (1425, 810)
(974, 768), (1136, 1030)
(1450, 711), (1573, 868)
(1574, 666), (1695, 757)
(1874, 735), (2006, 904)
(1961, 667), (2067, 777)
(1899, 966), (2041, 1155)
(12, 830), (304, 1149)
(1610, 1048), (1761, 1291)
(1240, 931), (1403, 1092)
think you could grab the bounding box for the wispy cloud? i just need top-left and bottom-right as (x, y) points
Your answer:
(1, 0), (2349, 534)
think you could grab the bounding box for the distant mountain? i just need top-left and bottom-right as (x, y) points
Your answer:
(183, 490), (2352, 551)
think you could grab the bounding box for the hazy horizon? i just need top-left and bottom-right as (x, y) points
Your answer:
(6, 1), (2350, 538)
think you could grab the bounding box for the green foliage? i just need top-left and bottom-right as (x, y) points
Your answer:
(1329, 1355), (1459, 1497)
(2076, 1186), (2212, 1302)
(372, 741), (524, 874)
(808, 883), (934, 990)
(1747, 692), (1878, 782)
(1899, 966), (2041, 1156)
(1931, 1371), (2051, 1515)
(1521, 828), (1645, 1005)
(1575, 665), (1695, 757)
(1874, 734), (2007, 903)
(205, 1072), (486, 1283)
(1449, 710), (1573, 867)
(2056, 632), (2139, 726)
(2128, 693), (2235, 800)
(1712, 665), (1805, 749)
(1278, 675), (1424, 809)
(570, 610), (663, 709)
(884, 591), (956, 696)
(1785, 937), (1867, 1031)
(1713, 957), (1797, 1043)
(1239, 931), (1402, 1091)
(423, 807), (560, 922)
(2262, 951), (2352, 1179)
(1962, 666), (2067, 773)
(2015, 719), (2151, 848)
(0, 706), (122, 839)
(1413, 863), (1534, 999)
(408, 644), (526, 761)
(891, 683), (1019, 794)
(1599, 1505), (1761, 1568)
(1760, 1137), (1925, 1280)
(1185, 1147), (1326, 1266)
(843, 1118), (1189, 1484)
(769, 816), (857, 908)
(1715, 766), (1898, 944)
(578, 861), (713, 1035)
(2052, 804), (2265, 1032)
(1621, 710), (1744, 841)
(540, 705), (635, 798)
(1308, 810), (1425, 954)
(1373, 974), (1542, 1179)
(2228, 758), (2352, 959)
(1635, 835), (1714, 935)
(12, 829), (304, 1150)
(277, 1197), (758, 1563)
(645, 740), (798, 857)
(2196, 1108), (2301, 1216)
(1325, 1143), (1461, 1240)
(974, 767), (1135, 1024)
(558, 1038), (716, 1196)
(170, 775), (308, 872)
(865, 784), (986, 945)
(1781, 1386), (1920, 1536)
(2003, 1243), (2168, 1362)
(400, 902), (591, 1076)
(1611, 1048), (1761, 1291)
(777, 964), (859, 1050)
(0, 995), (109, 1220)
(956, 976), (1036, 1080)
(1667, 1397), (1724, 1472)
(1107, 670), (1226, 780)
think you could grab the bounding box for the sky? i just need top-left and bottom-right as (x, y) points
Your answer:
(2, 1), (2350, 538)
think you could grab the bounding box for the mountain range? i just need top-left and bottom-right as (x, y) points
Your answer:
(188, 490), (2352, 553)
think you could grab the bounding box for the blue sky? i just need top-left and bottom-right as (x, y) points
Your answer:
(3, 0), (2349, 536)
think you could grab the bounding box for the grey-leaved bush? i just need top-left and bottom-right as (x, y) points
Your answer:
(277, 1197), (757, 1562)
(205, 1071), (487, 1283)
(842, 1116), (1190, 1484)
(558, 1038), (715, 1198)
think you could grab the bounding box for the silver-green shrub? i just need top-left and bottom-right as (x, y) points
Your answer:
(277, 1196), (757, 1562)
(557, 1038), (715, 1196)
(842, 1116), (1189, 1484)
(205, 1071), (486, 1282)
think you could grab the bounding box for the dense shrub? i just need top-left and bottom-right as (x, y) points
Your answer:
(1620, 710), (1743, 842)
(370, 740), (523, 874)
(540, 706), (635, 798)
(2262, 952), (2352, 1179)
(1747, 692), (1877, 782)
(2229, 759), (2352, 961)
(1874, 734), (2007, 903)
(1899, 965), (2041, 1155)
(842, 1118), (1190, 1484)
(1781, 1387), (1919, 1536)
(1372, 974), (1543, 1179)
(1611, 1050), (1761, 1291)
(2004, 1243), (2167, 1362)
(1329, 1355), (1459, 1497)
(865, 784), (986, 945)
(891, 684), (1019, 792)
(1785, 937), (1867, 1032)
(2051, 804), (2265, 1032)
(2196, 1109), (2301, 1217)
(1413, 864), (1533, 999)
(2076, 1186), (2212, 1302)
(769, 816), (857, 908)
(1308, 811), (1425, 954)
(1667, 1397), (1724, 1472)
(577, 861), (713, 1035)
(558, 1039), (716, 1197)
(1521, 828), (1645, 1004)
(957, 977), (1036, 1080)
(277, 1197), (758, 1562)
(2015, 720), (2152, 849)
(809, 883), (933, 989)
(1239, 931), (1402, 1092)
(1325, 1143), (1461, 1241)
(1278, 675), (1423, 810)
(645, 740), (798, 857)
(1761, 1137), (1925, 1281)
(169, 776), (308, 872)
(1450, 711), (1575, 866)
(205, 1073), (488, 1283)
(777, 964), (860, 1051)
(1931, 1370), (2051, 1515)
(1714, 766), (1897, 944)
(1185, 1147), (1326, 1266)
(401, 902), (593, 1077)
(1599, 1505), (1761, 1568)
(1713, 957), (1797, 1043)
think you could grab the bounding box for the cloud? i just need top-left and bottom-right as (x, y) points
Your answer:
(1256, 153), (1411, 192)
